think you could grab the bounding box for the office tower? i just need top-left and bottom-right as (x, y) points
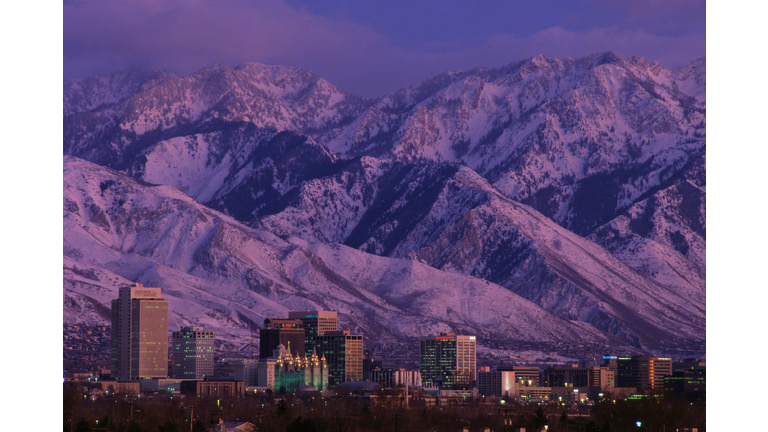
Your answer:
(171, 326), (214, 380)
(419, 333), (476, 389)
(111, 283), (169, 381)
(477, 367), (515, 397)
(313, 330), (363, 387)
(614, 356), (673, 390)
(664, 365), (706, 402)
(287, 310), (337, 353)
(259, 318), (306, 358)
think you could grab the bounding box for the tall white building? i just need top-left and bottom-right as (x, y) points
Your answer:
(111, 283), (169, 381)
(172, 326), (215, 380)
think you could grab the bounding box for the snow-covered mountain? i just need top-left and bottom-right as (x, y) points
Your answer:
(62, 52), (705, 356)
(321, 52), (706, 237)
(257, 157), (704, 350)
(64, 156), (620, 349)
(64, 62), (371, 171)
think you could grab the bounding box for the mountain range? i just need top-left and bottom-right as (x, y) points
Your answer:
(63, 52), (705, 358)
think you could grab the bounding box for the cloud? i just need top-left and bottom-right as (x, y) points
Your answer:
(64, 0), (705, 98)
(481, 26), (705, 69)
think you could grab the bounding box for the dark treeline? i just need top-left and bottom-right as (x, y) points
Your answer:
(64, 382), (705, 432)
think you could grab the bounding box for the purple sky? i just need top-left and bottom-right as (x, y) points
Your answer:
(63, 0), (705, 97)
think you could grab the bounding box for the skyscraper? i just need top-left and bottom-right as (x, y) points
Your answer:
(614, 356), (673, 390)
(111, 283), (169, 381)
(419, 333), (476, 389)
(314, 330), (363, 387)
(259, 318), (306, 358)
(172, 326), (214, 380)
(287, 310), (337, 353)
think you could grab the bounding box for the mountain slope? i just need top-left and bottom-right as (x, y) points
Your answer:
(64, 63), (372, 171)
(62, 53), (705, 355)
(64, 155), (619, 348)
(257, 157), (704, 350)
(321, 53), (706, 236)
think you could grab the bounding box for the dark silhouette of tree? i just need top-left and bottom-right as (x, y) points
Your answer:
(74, 419), (91, 432)
(286, 416), (320, 432)
(192, 420), (206, 432)
(531, 406), (547, 430)
(158, 421), (178, 432)
(276, 399), (290, 417)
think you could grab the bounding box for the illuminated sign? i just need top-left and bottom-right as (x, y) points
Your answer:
(435, 336), (454, 340)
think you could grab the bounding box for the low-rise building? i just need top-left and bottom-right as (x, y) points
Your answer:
(368, 368), (421, 388)
(212, 420), (256, 432)
(180, 379), (244, 397)
(100, 381), (141, 395)
(139, 378), (183, 393)
(233, 359), (259, 387)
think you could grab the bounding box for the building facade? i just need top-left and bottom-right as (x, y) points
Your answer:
(614, 356), (672, 390)
(180, 380), (245, 397)
(543, 364), (615, 391)
(287, 310), (337, 353)
(171, 326), (214, 380)
(257, 358), (277, 389)
(368, 368), (422, 388)
(111, 283), (169, 381)
(497, 365), (541, 387)
(314, 330), (363, 387)
(234, 359), (260, 387)
(259, 318), (306, 359)
(419, 333), (476, 389)
(477, 367), (515, 397)
(664, 366), (705, 401)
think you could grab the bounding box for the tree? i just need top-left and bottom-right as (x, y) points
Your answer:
(74, 420), (91, 432)
(158, 421), (178, 432)
(276, 399), (291, 417)
(531, 406), (547, 430)
(286, 416), (320, 432)
(192, 420), (207, 432)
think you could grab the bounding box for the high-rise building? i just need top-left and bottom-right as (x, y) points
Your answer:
(419, 333), (476, 389)
(260, 318), (306, 358)
(287, 310), (337, 353)
(477, 367), (515, 397)
(314, 330), (363, 387)
(171, 326), (214, 380)
(613, 356), (673, 390)
(111, 283), (169, 381)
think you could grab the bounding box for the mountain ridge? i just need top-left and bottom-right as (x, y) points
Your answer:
(63, 52), (705, 356)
